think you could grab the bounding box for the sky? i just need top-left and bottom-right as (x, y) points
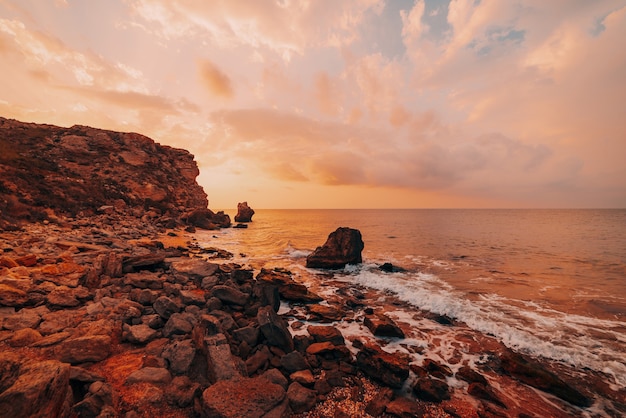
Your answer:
(0, 0), (625, 209)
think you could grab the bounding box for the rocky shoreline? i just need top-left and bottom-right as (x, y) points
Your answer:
(1, 117), (624, 417)
(1, 211), (624, 417)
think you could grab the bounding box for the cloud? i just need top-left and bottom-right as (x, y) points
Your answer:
(198, 59), (234, 98)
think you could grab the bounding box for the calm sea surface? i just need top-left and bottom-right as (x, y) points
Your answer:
(201, 209), (626, 388)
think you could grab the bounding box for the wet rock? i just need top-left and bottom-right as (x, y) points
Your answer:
(413, 377), (450, 403)
(307, 325), (345, 345)
(356, 343), (409, 388)
(499, 349), (591, 407)
(0, 358), (71, 418)
(306, 342), (351, 361)
(306, 227), (364, 269)
(386, 396), (426, 417)
(183, 208), (231, 229)
(379, 262), (406, 273)
(287, 382), (316, 413)
(126, 367), (172, 385)
(456, 365), (488, 385)
(56, 335), (112, 364)
(422, 358), (453, 379)
(467, 382), (507, 408)
(201, 376), (285, 418)
(307, 304), (344, 322)
(364, 313), (405, 338)
(257, 305), (294, 353)
(234, 201), (255, 222)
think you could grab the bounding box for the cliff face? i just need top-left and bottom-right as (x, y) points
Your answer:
(0, 117), (209, 226)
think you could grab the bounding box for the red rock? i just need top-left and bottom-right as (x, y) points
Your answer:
(201, 376), (285, 417)
(234, 201), (255, 222)
(307, 325), (345, 345)
(14, 254), (37, 267)
(287, 382), (316, 413)
(306, 227), (364, 269)
(257, 305), (294, 353)
(56, 335), (112, 364)
(356, 343), (410, 388)
(413, 377), (450, 403)
(364, 313), (405, 338)
(0, 284), (28, 307)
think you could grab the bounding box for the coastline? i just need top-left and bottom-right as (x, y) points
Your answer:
(1, 212), (624, 417)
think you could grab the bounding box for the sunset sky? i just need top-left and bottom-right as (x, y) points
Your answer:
(1, 0), (625, 209)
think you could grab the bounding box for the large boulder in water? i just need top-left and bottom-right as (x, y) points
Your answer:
(305, 227), (364, 269)
(234, 201), (255, 222)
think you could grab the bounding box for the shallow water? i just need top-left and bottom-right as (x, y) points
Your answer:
(201, 209), (626, 388)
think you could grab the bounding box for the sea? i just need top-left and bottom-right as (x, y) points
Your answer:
(197, 209), (626, 398)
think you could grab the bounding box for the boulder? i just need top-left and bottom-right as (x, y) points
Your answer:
(162, 339), (196, 375)
(123, 324), (159, 345)
(256, 268), (322, 303)
(153, 296), (180, 320)
(307, 304), (344, 322)
(0, 357), (71, 418)
(287, 382), (316, 413)
(234, 201), (255, 222)
(0, 284), (28, 307)
(164, 376), (201, 408)
(201, 376), (285, 418)
(305, 227), (364, 269)
(364, 313), (405, 338)
(212, 285), (249, 306)
(56, 335), (112, 364)
(356, 343), (409, 388)
(257, 305), (294, 353)
(307, 325), (345, 345)
(183, 208), (231, 229)
(412, 377), (451, 403)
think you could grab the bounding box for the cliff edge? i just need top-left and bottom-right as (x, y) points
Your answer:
(0, 117), (209, 228)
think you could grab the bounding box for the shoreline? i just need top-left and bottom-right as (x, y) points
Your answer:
(1, 213), (625, 417)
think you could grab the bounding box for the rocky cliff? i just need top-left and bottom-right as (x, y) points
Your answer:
(0, 117), (209, 228)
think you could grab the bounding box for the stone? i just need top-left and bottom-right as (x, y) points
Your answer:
(153, 295), (180, 319)
(413, 377), (450, 403)
(126, 367), (172, 385)
(422, 358), (453, 379)
(46, 285), (81, 307)
(163, 313), (193, 337)
(456, 366), (488, 385)
(212, 284), (249, 305)
(305, 227), (364, 269)
(262, 368), (289, 390)
(467, 382), (507, 408)
(307, 304), (344, 322)
(162, 339), (196, 375)
(280, 351), (309, 373)
(201, 376), (285, 418)
(234, 201), (255, 222)
(307, 325), (345, 345)
(2, 309), (42, 330)
(123, 272), (163, 289)
(356, 343), (409, 388)
(169, 258), (219, 280)
(365, 387), (394, 417)
(232, 325), (259, 347)
(183, 208), (231, 229)
(179, 289), (206, 306)
(257, 305), (294, 353)
(56, 335), (112, 364)
(287, 382), (317, 413)
(73, 380), (115, 417)
(8, 327), (42, 347)
(290, 370), (315, 387)
(202, 334), (242, 382)
(0, 358), (71, 418)
(164, 375), (201, 408)
(0, 284), (28, 307)
(256, 268), (322, 303)
(306, 342), (351, 361)
(364, 313), (405, 338)
(386, 396), (427, 417)
(499, 349), (591, 407)
(123, 323), (159, 344)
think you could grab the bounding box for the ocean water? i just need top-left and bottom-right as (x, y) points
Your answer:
(200, 209), (626, 390)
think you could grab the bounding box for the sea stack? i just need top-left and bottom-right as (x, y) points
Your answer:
(306, 227), (364, 269)
(234, 201), (255, 222)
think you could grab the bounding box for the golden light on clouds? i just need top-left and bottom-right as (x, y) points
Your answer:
(0, 0), (624, 208)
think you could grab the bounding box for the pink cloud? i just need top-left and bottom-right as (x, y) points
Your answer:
(198, 59), (234, 98)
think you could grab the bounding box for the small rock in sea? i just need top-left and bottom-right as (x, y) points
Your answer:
(234, 223), (248, 229)
(305, 227), (364, 269)
(234, 201), (255, 222)
(379, 262), (406, 273)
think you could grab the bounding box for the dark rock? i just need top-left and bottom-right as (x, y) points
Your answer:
(306, 342), (351, 361)
(499, 349), (591, 407)
(356, 343), (409, 388)
(153, 296), (180, 319)
(467, 382), (507, 408)
(8, 328), (42, 347)
(287, 382), (316, 413)
(246, 345), (271, 375)
(456, 365), (488, 385)
(212, 285), (249, 306)
(365, 387), (394, 417)
(183, 208), (231, 229)
(73, 380), (115, 417)
(123, 324), (159, 344)
(261, 368), (289, 390)
(364, 313), (405, 338)
(232, 325), (260, 347)
(201, 334), (243, 382)
(386, 396), (427, 417)
(413, 377), (450, 403)
(256, 268), (322, 303)
(305, 227), (364, 269)
(164, 375), (201, 408)
(201, 376), (285, 417)
(290, 370), (315, 387)
(233, 223), (248, 229)
(422, 358), (453, 379)
(379, 262), (405, 273)
(234, 201), (255, 222)
(126, 367), (172, 384)
(0, 358), (71, 418)
(162, 339), (196, 375)
(280, 351), (309, 373)
(257, 305), (294, 353)
(163, 313), (193, 337)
